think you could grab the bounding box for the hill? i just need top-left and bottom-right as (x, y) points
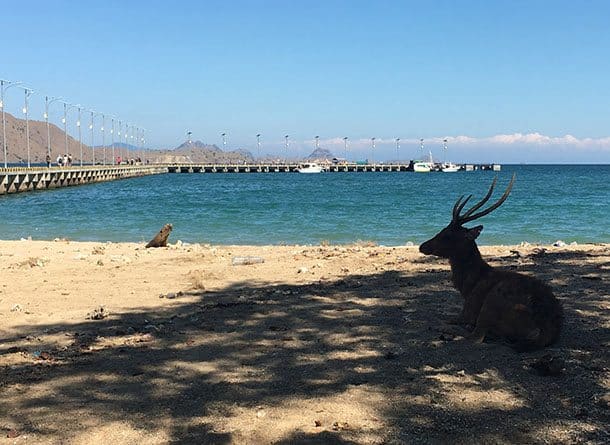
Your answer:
(306, 147), (334, 161)
(0, 112), (94, 164)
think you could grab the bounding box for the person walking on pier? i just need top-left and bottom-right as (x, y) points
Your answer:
(56, 155), (63, 167)
(46, 154), (51, 168)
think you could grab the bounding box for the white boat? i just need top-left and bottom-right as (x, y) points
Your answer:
(296, 162), (324, 173)
(442, 162), (460, 173)
(413, 151), (434, 172)
(413, 161), (431, 172)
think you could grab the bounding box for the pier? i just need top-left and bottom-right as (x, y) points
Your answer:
(0, 165), (167, 195)
(0, 162), (501, 195)
(165, 162), (500, 173)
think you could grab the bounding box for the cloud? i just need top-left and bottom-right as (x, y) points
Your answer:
(311, 133), (610, 150)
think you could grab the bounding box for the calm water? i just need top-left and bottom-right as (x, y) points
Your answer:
(0, 165), (608, 245)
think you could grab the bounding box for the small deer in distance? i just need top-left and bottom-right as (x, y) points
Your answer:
(419, 175), (563, 350)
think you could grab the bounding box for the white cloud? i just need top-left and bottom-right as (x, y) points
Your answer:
(310, 133), (610, 150)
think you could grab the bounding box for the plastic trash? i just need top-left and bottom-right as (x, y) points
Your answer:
(231, 256), (265, 266)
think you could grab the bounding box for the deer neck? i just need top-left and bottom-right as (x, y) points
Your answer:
(448, 243), (491, 297)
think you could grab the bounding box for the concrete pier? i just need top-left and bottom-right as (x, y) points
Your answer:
(0, 165), (168, 195)
(165, 163), (500, 173)
(0, 162), (501, 195)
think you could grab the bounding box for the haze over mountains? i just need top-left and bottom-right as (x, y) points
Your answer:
(0, 113), (334, 164)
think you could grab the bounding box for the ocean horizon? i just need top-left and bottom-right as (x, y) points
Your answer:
(1, 164), (608, 246)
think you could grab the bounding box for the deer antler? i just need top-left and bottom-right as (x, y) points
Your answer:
(453, 174), (516, 225)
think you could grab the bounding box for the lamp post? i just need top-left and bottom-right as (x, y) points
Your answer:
(343, 137), (348, 162)
(19, 87), (34, 167)
(256, 133), (261, 162)
(100, 113), (106, 165)
(395, 138), (400, 164)
(117, 120), (122, 163)
(130, 125), (135, 162)
(111, 117), (115, 165)
(443, 138), (448, 163)
(44, 96), (63, 166)
(420, 138), (424, 160)
(221, 132), (226, 151)
(123, 122), (130, 161)
(1, 79), (23, 168)
(284, 135), (289, 163)
(141, 128), (146, 164)
(370, 137), (376, 165)
(77, 106), (83, 166)
(88, 110), (96, 165)
(61, 102), (80, 165)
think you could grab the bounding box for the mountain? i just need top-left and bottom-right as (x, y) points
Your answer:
(306, 147), (334, 161)
(147, 140), (255, 164)
(0, 112), (95, 164)
(0, 113), (254, 164)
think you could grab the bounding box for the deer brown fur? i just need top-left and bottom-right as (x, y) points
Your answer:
(419, 175), (562, 350)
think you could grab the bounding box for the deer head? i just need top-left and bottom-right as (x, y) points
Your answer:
(419, 174), (516, 258)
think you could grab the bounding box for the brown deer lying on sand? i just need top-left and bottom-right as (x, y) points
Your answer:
(419, 175), (563, 350)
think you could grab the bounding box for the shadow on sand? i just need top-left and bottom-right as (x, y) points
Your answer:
(1, 249), (608, 443)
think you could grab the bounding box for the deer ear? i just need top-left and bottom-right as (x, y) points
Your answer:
(466, 225), (483, 240)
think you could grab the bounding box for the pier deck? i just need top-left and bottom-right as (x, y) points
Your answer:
(0, 162), (500, 195)
(0, 165), (168, 195)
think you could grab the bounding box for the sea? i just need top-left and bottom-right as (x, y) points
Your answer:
(0, 165), (608, 246)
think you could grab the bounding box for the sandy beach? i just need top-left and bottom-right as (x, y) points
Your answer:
(0, 239), (608, 444)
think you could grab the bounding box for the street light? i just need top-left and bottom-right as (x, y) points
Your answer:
(284, 135), (289, 163)
(395, 138), (400, 164)
(1, 79), (24, 167)
(100, 113), (106, 165)
(77, 106), (83, 166)
(343, 137), (348, 161)
(420, 138), (424, 160)
(140, 128), (146, 164)
(221, 132), (226, 151)
(371, 137), (376, 164)
(256, 133), (261, 161)
(110, 117), (116, 165)
(315, 135), (319, 150)
(18, 87), (34, 167)
(60, 102), (80, 165)
(88, 110), (97, 165)
(124, 123), (130, 162)
(44, 95), (63, 166)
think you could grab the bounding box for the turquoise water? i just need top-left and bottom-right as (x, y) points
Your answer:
(0, 165), (608, 245)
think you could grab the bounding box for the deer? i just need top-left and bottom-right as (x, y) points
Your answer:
(419, 175), (563, 350)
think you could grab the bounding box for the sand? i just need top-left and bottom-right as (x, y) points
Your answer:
(0, 239), (608, 444)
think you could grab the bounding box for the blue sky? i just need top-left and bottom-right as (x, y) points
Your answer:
(2, 0), (610, 162)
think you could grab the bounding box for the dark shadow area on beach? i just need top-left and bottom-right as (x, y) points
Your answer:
(1, 249), (609, 444)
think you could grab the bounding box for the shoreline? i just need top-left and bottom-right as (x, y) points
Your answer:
(1, 239), (608, 443)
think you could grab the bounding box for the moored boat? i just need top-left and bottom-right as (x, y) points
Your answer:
(296, 162), (324, 173)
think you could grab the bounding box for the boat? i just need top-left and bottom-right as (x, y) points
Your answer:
(442, 162), (460, 173)
(413, 161), (431, 172)
(296, 162), (324, 173)
(441, 139), (460, 172)
(413, 151), (434, 172)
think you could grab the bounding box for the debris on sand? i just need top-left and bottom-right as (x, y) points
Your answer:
(86, 306), (109, 320)
(92, 246), (105, 255)
(232, 256), (264, 266)
(332, 421), (349, 431)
